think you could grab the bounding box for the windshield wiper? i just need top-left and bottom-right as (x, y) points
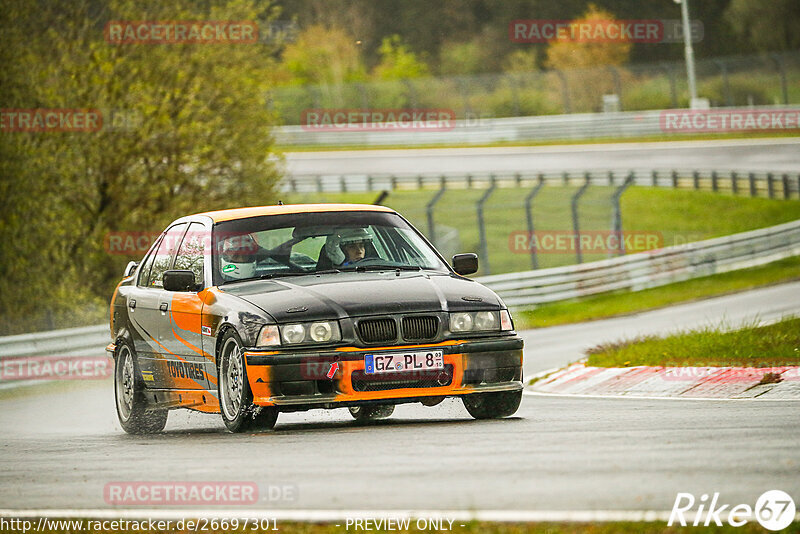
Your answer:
(314, 269), (342, 275)
(351, 264), (422, 272)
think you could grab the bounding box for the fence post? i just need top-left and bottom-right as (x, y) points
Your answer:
(672, 170), (678, 188)
(426, 177), (447, 242)
(797, 174), (800, 200)
(340, 175), (347, 193)
(693, 170), (700, 190)
(571, 175), (591, 264)
(782, 174), (790, 200)
(555, 70), (571, 113)
(514, 172), (522, 188)
(770, 54), (789, 105)
(731, 171), (738, 195)
(316, 175), (323, 193)
(749, 172), (756, 197)
(711, 170), (718, 192)
(607, 66), (623, 110)
(651, 170), (658, 187)
(562, 171), (569, 186)
(767, 173), (775, 199)
(611, 173), (635, 256)
(476, 176), (497, 274)
(366, 175), (373, 191)
(417, 174), (424, 189)
(404, 79), (418, 108)
(390, 175), (397, 190)
(525, 175), (546, 269)
(659, 63), (678, 108)
(714, 59), (732, 106)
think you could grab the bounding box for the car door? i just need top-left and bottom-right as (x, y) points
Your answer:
(128, 222), (188, 389)
(160, 221), (210, 391)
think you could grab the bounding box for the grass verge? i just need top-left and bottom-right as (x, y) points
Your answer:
(515, 256), (800, 329)
(277, 131), (800, 152)
(585, 316), (800, 368)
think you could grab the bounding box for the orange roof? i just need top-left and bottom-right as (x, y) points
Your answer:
(194, 203), (396, 223)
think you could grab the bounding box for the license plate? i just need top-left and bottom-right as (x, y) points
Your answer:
(364, 350), (444, 374)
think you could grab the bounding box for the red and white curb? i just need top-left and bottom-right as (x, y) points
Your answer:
(528, 363), (800, 400)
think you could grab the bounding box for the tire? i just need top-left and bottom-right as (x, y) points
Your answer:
(218, 330), (278, 433)
(462, 390), (522, 419)
(115, 341), (168, 434)
(349, 404), (394, 422)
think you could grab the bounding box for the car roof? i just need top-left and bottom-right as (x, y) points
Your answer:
(193, 203), (397, 223)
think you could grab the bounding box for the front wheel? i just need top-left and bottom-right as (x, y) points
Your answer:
(218, 330), (278, 433)
(349, 405), (394, 422)
(115, 342), (167, 434)
(462, 390), (522, 419)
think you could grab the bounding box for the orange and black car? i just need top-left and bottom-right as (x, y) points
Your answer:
(108, 204), (523, 433)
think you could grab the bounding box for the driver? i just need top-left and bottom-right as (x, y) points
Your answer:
(325, 228), (373, 266)
(219, 233), (260, 280)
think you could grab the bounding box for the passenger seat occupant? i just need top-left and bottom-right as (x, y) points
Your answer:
(324, 228), (373, 266)
(220, 234), (259, 280)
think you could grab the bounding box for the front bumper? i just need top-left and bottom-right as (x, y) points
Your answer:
(244, 337), (523, 408)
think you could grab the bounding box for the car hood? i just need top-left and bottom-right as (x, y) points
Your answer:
(219, 271), (503, 322)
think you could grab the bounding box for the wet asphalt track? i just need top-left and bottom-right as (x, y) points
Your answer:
(284, 138), (800, 176)
(1, 282), (798, 513)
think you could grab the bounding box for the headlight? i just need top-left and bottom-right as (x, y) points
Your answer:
(282, 324), (306, 344)
(474, 311), (498, 330)
(279, 321), (341, 345)
(256, 325), (280, 348)
(450, 312), (473, 332)
(449, 311), (506, 332)
(309, 321), (334, 342)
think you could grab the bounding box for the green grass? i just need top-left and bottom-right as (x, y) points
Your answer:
(515, 256), (800, 329)
(585, 316), (800, 368)
(286, 186), (800, 276)
(276, 131), (800, 152)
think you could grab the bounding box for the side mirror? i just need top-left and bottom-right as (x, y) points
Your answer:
(452, 253), (479, 276)
(124, 261), (139, 278)
(163, 270), (197, 292)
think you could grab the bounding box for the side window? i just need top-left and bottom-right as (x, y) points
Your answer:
(147, 223), (188, 288)
(137, 235), (163, 287)
(174, 222), (207, 286)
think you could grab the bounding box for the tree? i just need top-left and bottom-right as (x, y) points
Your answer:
(372, 35), (429, 80)
(725, 0), (800, 52)
(0, 0), (282, 334)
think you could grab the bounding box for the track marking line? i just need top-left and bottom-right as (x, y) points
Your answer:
(524, 390), (800, 401)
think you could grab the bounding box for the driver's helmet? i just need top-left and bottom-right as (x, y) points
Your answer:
(325, 227), (373, 265)
(219, 233), (258, 280)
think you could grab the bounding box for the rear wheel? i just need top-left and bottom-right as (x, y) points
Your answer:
(218, 330), (278, 433)
(462, 390), (522, 419)
(115, 342), (167, 434)
(349, 405), (394, 422)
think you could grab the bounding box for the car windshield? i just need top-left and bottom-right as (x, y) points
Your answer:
(212, 210), (450, 284)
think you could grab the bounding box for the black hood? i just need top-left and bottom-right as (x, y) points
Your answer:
(220, 271), (503, 322)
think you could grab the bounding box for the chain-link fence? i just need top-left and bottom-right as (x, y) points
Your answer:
(270, 51), (800, 124)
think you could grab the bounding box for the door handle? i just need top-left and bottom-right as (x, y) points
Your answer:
(128, 299), (136, 310)
(159, 303), (168, 313)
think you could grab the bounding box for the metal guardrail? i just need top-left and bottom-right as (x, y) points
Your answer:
(1, 220), (799, 364)
(475, 219), (800, 308)
(280, 168), (800, 198)
(275, 105), (800, 147)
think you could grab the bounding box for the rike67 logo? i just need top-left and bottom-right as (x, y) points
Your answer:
(669, 490), (796, 530)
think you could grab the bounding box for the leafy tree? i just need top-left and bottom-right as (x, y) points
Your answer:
(0, 0), (282, 334)
(725, 0), (800, 52)
(372, 35), (429, 80)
